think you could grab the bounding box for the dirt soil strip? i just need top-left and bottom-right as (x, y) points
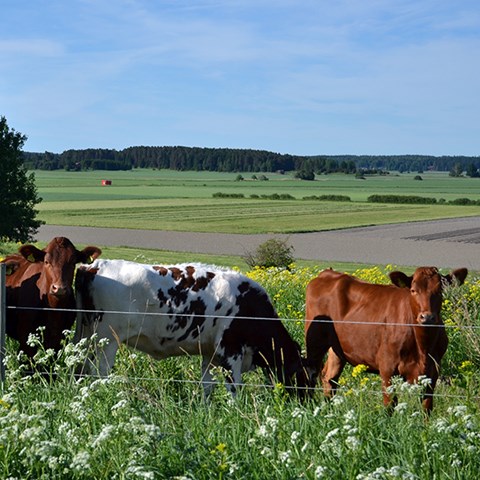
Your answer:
(36, 216), (480, 270)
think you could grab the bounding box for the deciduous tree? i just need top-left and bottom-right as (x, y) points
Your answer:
(0, 116), (43, 242)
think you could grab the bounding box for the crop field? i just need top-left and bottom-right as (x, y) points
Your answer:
(34, 170), (480, 234)
(1, 170), (480, 478)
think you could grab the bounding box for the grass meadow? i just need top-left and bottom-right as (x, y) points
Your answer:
(1, 265), (480, 479)
(1, 169), (480, 478)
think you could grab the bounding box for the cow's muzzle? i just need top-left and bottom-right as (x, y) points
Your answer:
(418, 312), (437, 325)
(50, 284), (69, 297)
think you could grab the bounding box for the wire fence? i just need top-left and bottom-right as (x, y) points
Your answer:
(5, 304), (480, 330)
(2, 299), (480, 403)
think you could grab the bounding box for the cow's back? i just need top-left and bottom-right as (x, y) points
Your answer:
(306, 269), (408, 325)
(75, 259), (278, 354)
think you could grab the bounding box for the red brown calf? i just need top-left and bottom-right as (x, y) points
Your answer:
(1, 237), (101, 359)
(304, 266), (468, 412)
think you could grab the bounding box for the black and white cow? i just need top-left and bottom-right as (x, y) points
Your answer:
(74, 259), (307, 396)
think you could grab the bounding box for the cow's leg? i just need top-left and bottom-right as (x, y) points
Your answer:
(321, 349), (346, 397)
(84, 335), (119, 377)
(421, 376), (437, 413)
(379, 369), (397, 411)
(418, 362), (441, 414)
(220, 353), (244, 398)
(305, 316), (333, 388)
(200, 357), (217, 399)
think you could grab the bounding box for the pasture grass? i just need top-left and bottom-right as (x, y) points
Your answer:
(33, 169), (480, 234)
(1, 265), (480, 479)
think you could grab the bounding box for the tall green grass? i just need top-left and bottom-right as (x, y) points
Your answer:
(1, 264), (479, 479)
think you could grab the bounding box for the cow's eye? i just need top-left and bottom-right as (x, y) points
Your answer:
(410, 289), (416, 295)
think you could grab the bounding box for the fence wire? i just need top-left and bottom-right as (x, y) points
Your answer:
(4, 303), (480, 403)
(6, 304), (480, 329)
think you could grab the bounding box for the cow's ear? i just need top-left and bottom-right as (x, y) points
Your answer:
(77, 246), (102, 264)
(444, 268), (468, 287)
(18, 245), (45, 263)
(389, 271), (412, 288)
(3, 260), (20, 275)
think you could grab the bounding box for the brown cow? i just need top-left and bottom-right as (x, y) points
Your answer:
(1, 237), (101, 360)
(304, 267), (468, 412)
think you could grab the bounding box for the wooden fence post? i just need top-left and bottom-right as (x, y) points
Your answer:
(0, 263), (6, 384)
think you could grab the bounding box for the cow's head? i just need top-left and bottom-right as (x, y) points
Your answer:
(19, 237), (102, 298)
(389, 267), (468, 325)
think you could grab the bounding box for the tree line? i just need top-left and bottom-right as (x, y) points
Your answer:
(23, 147), (480, 175)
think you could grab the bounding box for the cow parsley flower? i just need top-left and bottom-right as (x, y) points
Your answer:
(315, 465), (327, 478)
(258, 425), (268, 437)
(394, 402), (408, 414)
(279, 450), (291, 465)
(70, 451), (91, 472)
(92, 424), (116, 448)
(266, 416), (278, 432)
(111, 399), (128, 413)
(291, 407), (304, 418)
(345, 435), (360, 451)
(290, 430), (300, 444)
(125, 465), (155, 479)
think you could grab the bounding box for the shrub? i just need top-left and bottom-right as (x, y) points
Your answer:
(302, 195), (351, 202)
(449, 198), (478, 205)
(212, 192), (245, 198)
(368, 194), (437, 204)
(243, 238), (295, 269)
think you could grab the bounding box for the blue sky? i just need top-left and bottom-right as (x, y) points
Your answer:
(1, 1), (479, 156)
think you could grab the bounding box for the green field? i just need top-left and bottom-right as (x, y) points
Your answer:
(34, 169), (480, 234)
(2, 169), (480, 478)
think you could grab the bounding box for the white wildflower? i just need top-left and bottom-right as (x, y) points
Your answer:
(144, 424), (162, 439)
(125, 465), (155, 479)
(71, 451), (91, 472)
(345, 435), (360, 451)
(111, 399), (128, 412)
(394, 402), (408, 414)
(258, 425), (268, 437)
(447, 405), (468, 418)
(324, 427), (340, 442)
(260, 447), (272, 457)
(315, 465), (327, 478)
(331, 395), (345, 406)
(291, 431), (301, 443)
(92, 424), (115, 448)
(344, 409), (356, 424)
(279, 450), (291, 465)
(291, 407), (303, 418)
(266, 416), (278, 431)
(417, 375), (432, 387)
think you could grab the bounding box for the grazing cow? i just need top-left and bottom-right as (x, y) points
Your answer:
(1, 237), (102, 359)
(74, 259), (307, 396)
(304, 267), (468, 412)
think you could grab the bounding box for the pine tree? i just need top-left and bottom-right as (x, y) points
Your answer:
(0, 116), (44, 242)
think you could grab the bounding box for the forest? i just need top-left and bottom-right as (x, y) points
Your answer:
(23, 146), (480, 175)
